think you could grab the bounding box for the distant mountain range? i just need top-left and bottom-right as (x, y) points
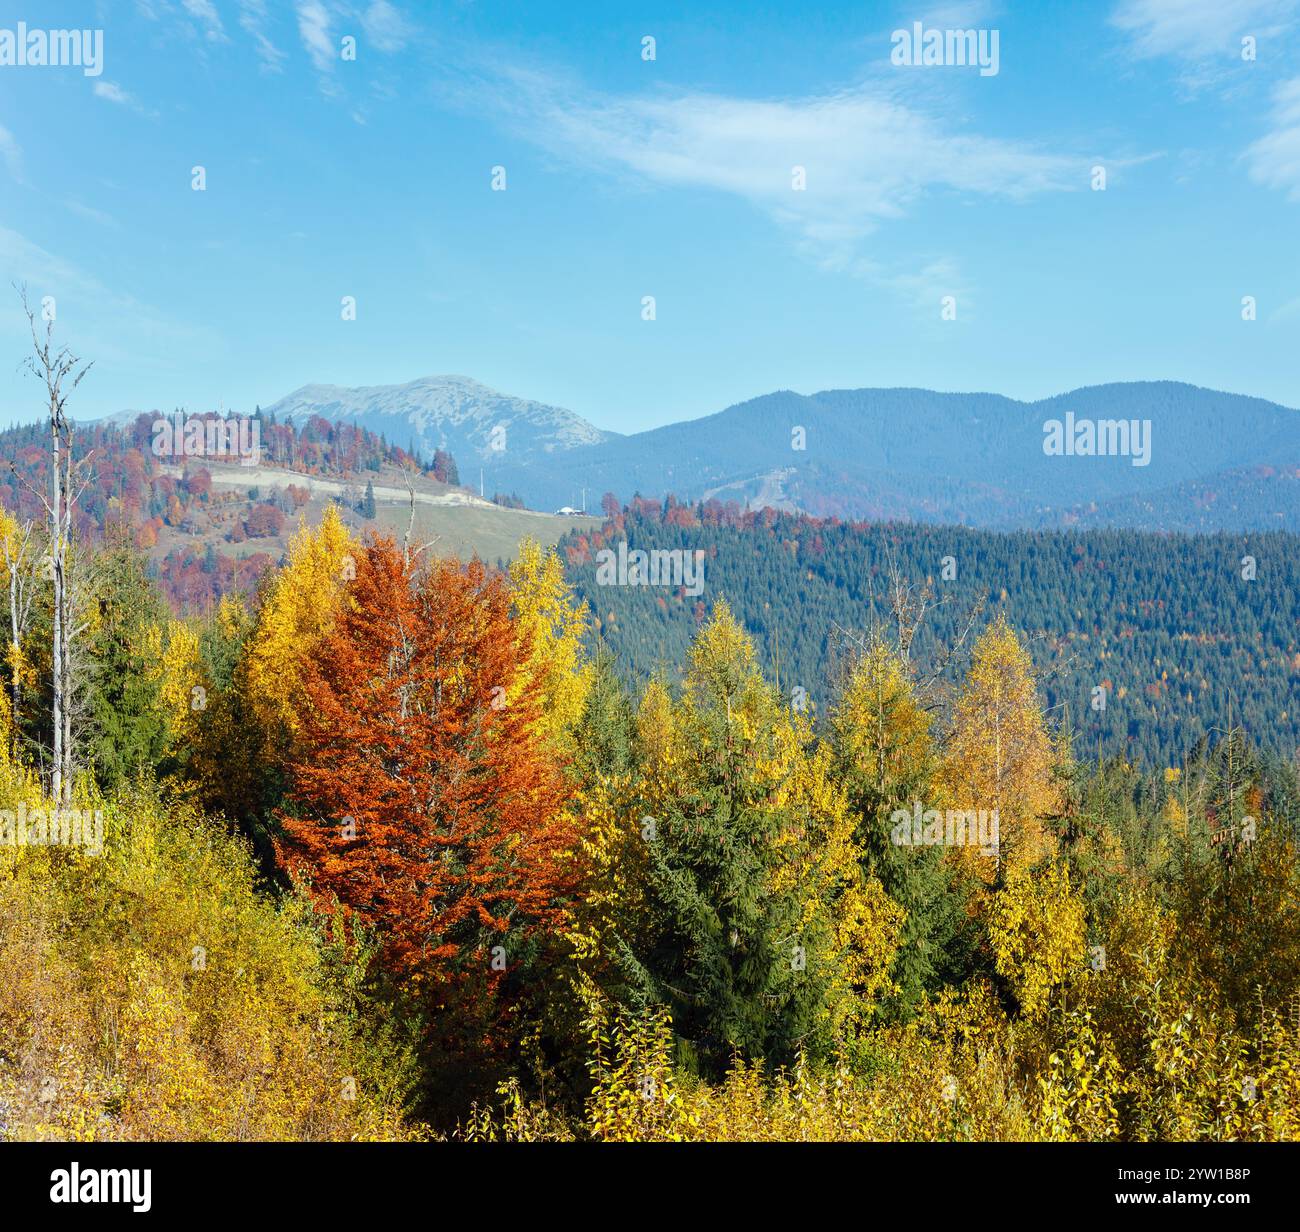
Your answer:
(114, 377), (1300, 532)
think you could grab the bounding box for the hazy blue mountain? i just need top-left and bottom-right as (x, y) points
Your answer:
(484, 381), (1300, 530)
(185, 377), (1299, 530)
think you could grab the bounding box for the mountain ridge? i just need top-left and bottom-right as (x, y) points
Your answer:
(97, 377), (1300, 531)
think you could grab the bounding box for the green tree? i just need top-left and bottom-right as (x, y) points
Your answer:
(624, 602), (901, 1074)
(84, 542), (169, 791)
(832, 636), (979, 1019)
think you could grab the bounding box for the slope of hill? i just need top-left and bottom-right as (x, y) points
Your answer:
(0, 413), (597, 611)
(164, 458), (599, 584)
(558, 504), (1300, 769)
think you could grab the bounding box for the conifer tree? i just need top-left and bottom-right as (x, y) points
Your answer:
(624, 601), (902, 1072)
(832, 637), (978, 1018)
(84, 542), (169, 791)
(943, 615), (1059, 881)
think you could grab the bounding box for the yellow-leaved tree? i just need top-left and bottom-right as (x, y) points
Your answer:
(0, 506), (37, 762)
(986, 860), (1086, 1019)
(507, 537), (593, 750)
(189, 509), (353, 839)
(144, 618), (207, 766)
(759, 705), (905, 1042)
(243, 504), (355, 746)
(942, 616), (1059, 880)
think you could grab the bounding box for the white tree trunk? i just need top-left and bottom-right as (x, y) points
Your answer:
(50, 411), (64, 805)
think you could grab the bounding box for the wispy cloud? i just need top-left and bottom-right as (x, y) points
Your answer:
(0, 124), (23, 185)
(920, 0), (1000, 26)
(475, 66), (1084, 284)
(182, 0), (229, 43)
(1245, 76), (1300, 198)
(135, 1), (411, 90)
(1110, 0), (1297, 62)
(0, 225), (223, 371)
(92, 80), (159, 119)
(362, 0), (412, 52)
(64, 200), (120, 229)
(93, 81), (146, 111)
(238, 0), (288, 71)
(1267, 292), (1300, 321)
(295, 1), (413, 91)
(863, 256), (973, 315)
(93, 81), (132, 106)
(296, 0), (337, 75)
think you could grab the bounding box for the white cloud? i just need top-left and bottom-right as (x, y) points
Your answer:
(182, 0), (228, 42)
(140, 1), (411, 88)
(238, 0), (288, 71)
(920, 0), (1000, 27)
(482, 68), (1083, 272)
(1245, 76), (1300, 198)
(64, 201), (120, 229)
(93, 81), (134, 106)
(1267, 292), (1300, 321)
(456, 66), (1093, 315)
(92, 81), (157, 118)
(1111, 0), (1297, 61)
(0, 225), (223, 370)
(362, 0), (412, 52)
(296, 0), (336, 74)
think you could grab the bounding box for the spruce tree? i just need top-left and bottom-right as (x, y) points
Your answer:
(85, 543), (169, 791)
(832, 637), (978, 1020)
(625, 603), (901, 1073)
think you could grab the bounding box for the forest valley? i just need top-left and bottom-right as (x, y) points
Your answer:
(2, 321), (1299, 1143)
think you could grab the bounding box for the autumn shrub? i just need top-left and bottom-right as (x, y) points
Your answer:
(0, 775), (423, 1141)
(464, 971), (1300, 1142)
(464, 997), (1036, 1142)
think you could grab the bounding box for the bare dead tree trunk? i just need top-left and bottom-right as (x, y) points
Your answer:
(400, 463), (439, 567)
(59, 437), (74, 801)
(50, 404), (64, 802)
(17, 287), (93, 803)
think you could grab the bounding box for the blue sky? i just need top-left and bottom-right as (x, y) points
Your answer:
(1, 0), (1298, 432)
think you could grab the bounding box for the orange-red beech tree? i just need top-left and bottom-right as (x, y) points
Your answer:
(276, 538), (577, 1068)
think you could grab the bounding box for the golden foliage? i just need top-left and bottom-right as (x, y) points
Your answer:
(987, 860), (1086, 1019)
(0, 783), (421, 1141)
(508, 538), (593, 749)
(243, 504), (355, 744)
(943, 616), (1059, 877)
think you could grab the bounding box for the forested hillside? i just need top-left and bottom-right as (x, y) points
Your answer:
(5, 505), (1300, 1143)
(559, 502), (1300, 769)
(2, 334), (1297, 1148)
(0, 413), (461, 609)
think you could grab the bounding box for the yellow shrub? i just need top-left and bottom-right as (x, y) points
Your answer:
(0, 780), (423, 1141)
